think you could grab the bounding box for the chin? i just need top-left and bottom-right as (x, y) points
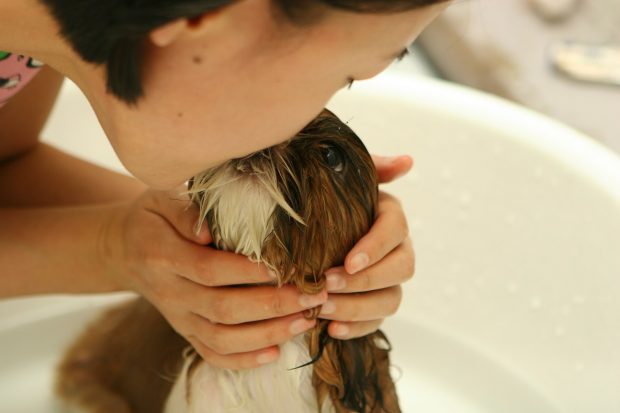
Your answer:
(54, 109), (401, 413)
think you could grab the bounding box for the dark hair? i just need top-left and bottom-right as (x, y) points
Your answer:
(39, 0), (446, 104)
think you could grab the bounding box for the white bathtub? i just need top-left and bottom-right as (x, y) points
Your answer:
(1, 70), (619, 413)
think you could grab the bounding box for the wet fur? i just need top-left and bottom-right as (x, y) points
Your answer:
(55, 110), (400, 413)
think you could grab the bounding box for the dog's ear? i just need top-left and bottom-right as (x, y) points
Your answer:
(261, 163), (353, 293)
(261, 112), (378, 293)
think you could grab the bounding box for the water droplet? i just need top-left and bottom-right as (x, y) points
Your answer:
(550, 176), (560, 188)
(444, 284), (457, 296)
(507, 282), (519, 294)
(456, 133), (470, 142)
(441, 188), (454, 199)
(572, 295), (586, 305)
(530, 296), (543, 310)
(505, 213), (518, 225)
(574, 362), (584, 373)
(441, 168), (453, 180)
(412, 219), (424, 232)
(459, 191), (472, 207)
(554, 326), (566, 337)
(533, 167), (544, 178)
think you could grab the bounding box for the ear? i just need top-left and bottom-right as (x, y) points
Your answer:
(149, 11), (222, 47)
(149, 20), (187, 47)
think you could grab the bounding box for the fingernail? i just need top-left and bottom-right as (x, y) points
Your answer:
(331, 323), (350, 338)
(256, 350), (278, 365)
(349, 253), (369, 274)
(289, 318), (316, 335)
(326, 274), (346, 292)
(299, 293), (326, 308)
(319, 300), (336, 315)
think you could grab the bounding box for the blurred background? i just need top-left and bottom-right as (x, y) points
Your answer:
(403, 0), (620, 154)
(1, 2), (619, 412)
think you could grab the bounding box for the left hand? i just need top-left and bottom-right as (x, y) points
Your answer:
(318, 154), (415, 339)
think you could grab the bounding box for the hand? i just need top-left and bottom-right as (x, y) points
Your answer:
(101, 188), (327, 369)
(318, 155), (415, 339)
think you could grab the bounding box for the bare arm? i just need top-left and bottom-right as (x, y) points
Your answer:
(0, 66), (145, 297)
(0, 203), (125, 297)
(0, 66), (145, 207)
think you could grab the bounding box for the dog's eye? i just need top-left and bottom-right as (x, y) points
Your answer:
(323, 147), (344, 173)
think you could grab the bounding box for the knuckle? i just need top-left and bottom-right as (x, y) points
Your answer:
(357, 322), (378, 337)
(262, 327), (279, 345)
(209, 297), (235, 324)
(396, 214), (409, 239)
(269, 292), (288, 317)
(155, 287), (176, 308)
(144, 249), (170, 271)
(345, 300), (361, 321)
(387, 287), (402, 316)
(206, 327), (232, 355)
(195, 261), (216, 287)
(361, 271), (373, 291)
(403, 252), (416, 280)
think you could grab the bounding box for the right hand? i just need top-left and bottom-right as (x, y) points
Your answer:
(101, 188), (327, 369)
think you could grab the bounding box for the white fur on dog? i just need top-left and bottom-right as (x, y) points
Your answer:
(164, 336), (335, 413)
(178, 157), (335, 412)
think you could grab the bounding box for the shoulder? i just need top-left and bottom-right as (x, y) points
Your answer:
(0, 52), (45, 109)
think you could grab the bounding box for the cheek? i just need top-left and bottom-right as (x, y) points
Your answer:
(193, 66), (338, 159)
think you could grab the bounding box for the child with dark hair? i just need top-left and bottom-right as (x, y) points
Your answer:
(0, 0), (448, 371)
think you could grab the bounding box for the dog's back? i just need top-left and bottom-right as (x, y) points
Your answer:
(55, 298), (186, 413)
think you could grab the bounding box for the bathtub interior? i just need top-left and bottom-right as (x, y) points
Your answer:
(0, 70), (619, 413)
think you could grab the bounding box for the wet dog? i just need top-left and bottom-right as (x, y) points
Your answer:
(55, 109), (400, 413)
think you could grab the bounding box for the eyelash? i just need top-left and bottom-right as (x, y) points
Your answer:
(396, 48), (410, 62)
(346, 48), (409, 89)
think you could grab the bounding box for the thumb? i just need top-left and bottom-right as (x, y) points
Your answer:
(372, 155), (414, 183)
(146, 188), (212, 245)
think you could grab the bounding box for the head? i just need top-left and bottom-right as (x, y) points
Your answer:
(188, 108), (377, 291)
(39, 0), (449, 188)
(187, 109), (396, 412)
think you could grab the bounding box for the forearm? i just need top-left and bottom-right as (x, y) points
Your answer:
(0, 203), (126, 298)
(0, 142), (146, 207)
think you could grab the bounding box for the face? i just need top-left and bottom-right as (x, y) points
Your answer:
(95, 0), (448, 189)
(189, 109), (378, 291)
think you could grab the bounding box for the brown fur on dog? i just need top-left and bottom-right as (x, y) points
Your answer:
(55, 298), (187, 413)
(55, 109), (400, 413)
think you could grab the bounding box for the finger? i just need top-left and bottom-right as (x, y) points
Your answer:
(145, 188), (211, 244)
(325, 237), (414, 293)
(190, 312), (316, 355)
(343, 192), (409, 274)
(327, 319), (384, 340)
(170, 243), (276, 286)
(372, 155), (414, 183)
(318, 285), (402, 322)
(185, 282), (326, 324)
(186, 336), (281, 370)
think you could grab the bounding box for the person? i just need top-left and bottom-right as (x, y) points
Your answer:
(0, 0), (449, 370)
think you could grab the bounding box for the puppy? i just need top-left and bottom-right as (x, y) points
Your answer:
(55, 109), (401, 413)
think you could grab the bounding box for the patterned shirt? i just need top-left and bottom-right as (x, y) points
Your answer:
(0, 51), (44, 108)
